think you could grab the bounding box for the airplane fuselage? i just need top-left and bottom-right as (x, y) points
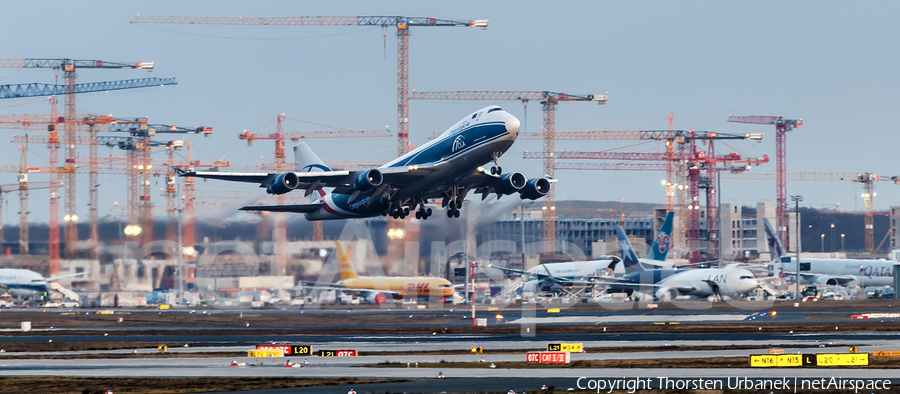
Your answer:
(655, 268), (759, 298)
(0, 268), (49, 297)
(771, 258), (895, 287)
(339, 276), (455, 298)
(305, 106), (520, 220)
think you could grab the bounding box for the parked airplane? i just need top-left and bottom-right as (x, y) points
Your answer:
(308, 241), (456, 305)
(0, 268), (84, 298)
(491, 212), (676, 294)
(174, 106), (554, 220)
(598, 226), (762, 301)
(762, 218), (895, 287)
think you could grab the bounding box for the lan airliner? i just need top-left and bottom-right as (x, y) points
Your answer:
(175, 106), (555, 219)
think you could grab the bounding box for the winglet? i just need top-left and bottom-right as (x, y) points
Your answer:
(335, 241), (359, 280)
(172, 167), (189, 176)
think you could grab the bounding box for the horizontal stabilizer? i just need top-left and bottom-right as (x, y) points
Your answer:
(240, 204), (322, 213)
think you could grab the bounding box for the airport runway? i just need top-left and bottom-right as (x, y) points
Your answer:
(2, 358), (898, 380)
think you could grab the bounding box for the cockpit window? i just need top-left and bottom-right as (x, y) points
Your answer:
(472, 113), (478, 119)
(438, 284), (451, 288)
(487, 107), (504, 113)
(740, 275), (754, 280)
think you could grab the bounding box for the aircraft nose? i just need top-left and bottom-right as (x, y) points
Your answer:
(505, 115), (521, 136)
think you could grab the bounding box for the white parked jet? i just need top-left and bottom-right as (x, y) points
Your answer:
(598, 226), (763, 301)
(0, 268), (84, 298)
(491, 211), (676, 294)
(762, 218), (895, 287)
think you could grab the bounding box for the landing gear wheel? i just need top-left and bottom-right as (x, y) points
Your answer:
(447, 209), (454, 218)
(448, 200), (456, 210)
(415, 211), (422, 219)
(453, 209), (460, 218)
(426, 208), (432, 216)
(490, 166), (497, 175)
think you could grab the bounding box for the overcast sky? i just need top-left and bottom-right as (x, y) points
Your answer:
(1, 1), (899, 225)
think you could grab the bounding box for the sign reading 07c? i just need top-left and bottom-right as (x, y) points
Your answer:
(317, 350), (358, 357)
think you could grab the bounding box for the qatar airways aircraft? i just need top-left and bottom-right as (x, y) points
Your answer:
(175, 106), (556, 220)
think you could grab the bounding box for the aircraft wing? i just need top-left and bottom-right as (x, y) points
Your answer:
(304, 284), (399, 296)
(45, 272), (88, 282)
(240, 203), (322, 213)
(464, 172), (556, 201)
(174, 167), (351, 188)
(175, 165), (441, 196)
(490, 265), (535, 277)
(797, 272), (859, 286)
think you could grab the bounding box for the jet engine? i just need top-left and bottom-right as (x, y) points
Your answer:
(495, 172), (527, 195)
(266, 172), (299, 195)
(353, 169), (383, 190)
(519, 177), (551, 200)
(813, 276), (852, 286)
(364, 292), (388, 305)
(655, 287), (679, 302)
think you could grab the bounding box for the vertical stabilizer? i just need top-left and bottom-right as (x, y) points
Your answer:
(334, 241), (359, 280)
(293, 143), (332, 172)
(763, 218), (786, 261)
(648, 211), (674, 261)
(615, 226), (644, 274)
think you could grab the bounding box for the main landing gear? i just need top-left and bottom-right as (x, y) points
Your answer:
(386, 201), (433, 220)
(446, 200), (461, 218)
(489, 152), (503, 175)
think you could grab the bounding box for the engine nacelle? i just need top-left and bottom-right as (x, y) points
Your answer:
(519, 177), (551, 200)
(496, 172), (527, 195)
(266, 172), (299, 195)
(813, 276), (846, 286)
(655, 287), (679, 302)
(364, 292), (388, 305)
(521, 280), (539, 295)
(353, 169), (383, 191)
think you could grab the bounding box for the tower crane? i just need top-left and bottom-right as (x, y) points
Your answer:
(3, 99), (209, 258)
(409, 90), (608, 256)
(239, 114), (392, 274)
(727, 115), (802, 252)
(722, 171), (894, 254)
(517, 127), (761, 258)
(0, 55), (174, 259)
(0, 144), (52, 254)
(130, 15), (487, 157)
(528, 141), (769, 263)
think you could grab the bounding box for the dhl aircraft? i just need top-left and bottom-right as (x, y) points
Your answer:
(309, 241), (456, 305)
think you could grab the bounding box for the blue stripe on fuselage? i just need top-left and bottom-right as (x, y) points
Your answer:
(385, 122), (508, 168)
(1, 283), (47, 293)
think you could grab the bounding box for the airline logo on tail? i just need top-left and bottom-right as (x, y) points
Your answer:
(762, 218), (785, 260)
(656, 233), (670, 254)
(649, 211), (674, 261)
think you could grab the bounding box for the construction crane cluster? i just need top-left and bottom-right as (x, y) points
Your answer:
(0, 13), (887, 288)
